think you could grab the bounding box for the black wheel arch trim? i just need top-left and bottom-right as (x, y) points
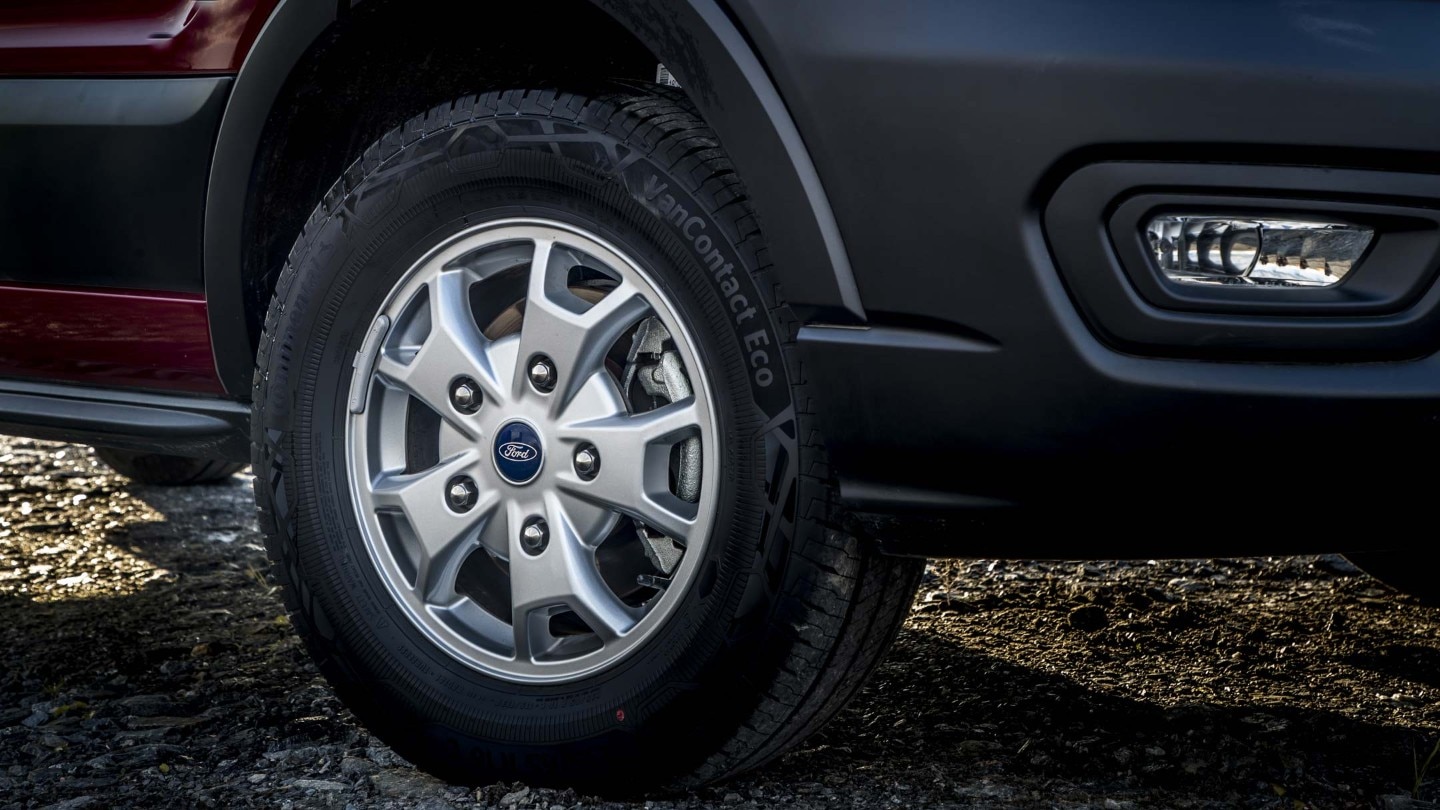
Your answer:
(204, 0), (339, 398)
(588, 0), (865, 323)
(202, 0), (864, 398)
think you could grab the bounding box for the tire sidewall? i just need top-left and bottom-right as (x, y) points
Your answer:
(260, 102), (800, 785)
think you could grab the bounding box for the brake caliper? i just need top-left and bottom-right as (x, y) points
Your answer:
(622, 317), (701, 576)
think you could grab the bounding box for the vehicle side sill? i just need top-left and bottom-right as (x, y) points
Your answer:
(0, 380), (249, 462)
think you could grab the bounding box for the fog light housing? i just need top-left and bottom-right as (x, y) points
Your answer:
(1146, 215), (1373, 288)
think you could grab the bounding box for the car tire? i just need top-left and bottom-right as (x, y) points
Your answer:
(1345, 553), (1440, 604)
(94, 447), (245, 486)
(251, 87), (922, 791)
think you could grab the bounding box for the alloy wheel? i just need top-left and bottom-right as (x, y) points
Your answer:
(345, 219), (718, 683)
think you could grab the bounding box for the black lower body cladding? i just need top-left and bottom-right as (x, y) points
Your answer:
(250, 87), (921, 791)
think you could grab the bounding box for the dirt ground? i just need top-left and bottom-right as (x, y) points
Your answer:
(2, 437), (1438, 809)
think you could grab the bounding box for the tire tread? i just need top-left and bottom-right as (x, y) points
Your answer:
(249, 85), (923, 789)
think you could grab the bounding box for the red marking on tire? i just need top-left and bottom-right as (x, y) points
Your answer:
(615, 709), (626, 722)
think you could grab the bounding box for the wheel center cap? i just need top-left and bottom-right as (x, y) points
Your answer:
(493, 420), (544, 485)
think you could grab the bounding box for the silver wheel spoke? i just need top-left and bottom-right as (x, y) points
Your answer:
(563, 397), (701, 447)
(558, 399), (701, 542)
(508, 499), (640, 660)
(371, 450), (496, 602)
(513, 238), (650, 413)
(375, 270), (502, 436)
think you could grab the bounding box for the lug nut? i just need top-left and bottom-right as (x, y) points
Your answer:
(573, 445), (600, 480)
(528, 356), (556, 392)
(446, 476), (478, 512)
(449, 377), (480, 414)
(521, 519), (549, 554)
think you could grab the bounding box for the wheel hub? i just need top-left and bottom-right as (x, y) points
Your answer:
(492, 420), (544, 485)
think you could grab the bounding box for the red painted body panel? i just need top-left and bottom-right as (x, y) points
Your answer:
(0, 0), (280, 75)
(0, 284), (224, 394)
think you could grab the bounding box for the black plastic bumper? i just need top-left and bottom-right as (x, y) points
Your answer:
(731, 0), (1440, 555)
(799, 320), (1440, 555)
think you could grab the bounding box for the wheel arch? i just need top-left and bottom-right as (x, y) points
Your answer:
(586, 0), (865, 321)
(203, 0), (337, 399)
(204, 0), (863, 398)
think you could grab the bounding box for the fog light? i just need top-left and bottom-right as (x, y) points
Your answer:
(1146, 216), (1373, 288)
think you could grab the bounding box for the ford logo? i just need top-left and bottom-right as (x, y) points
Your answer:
(499, 442), (537, 462)
(492, 421), (544, 484)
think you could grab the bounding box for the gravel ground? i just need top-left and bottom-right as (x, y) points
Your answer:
(3, 437), (1439, 809)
